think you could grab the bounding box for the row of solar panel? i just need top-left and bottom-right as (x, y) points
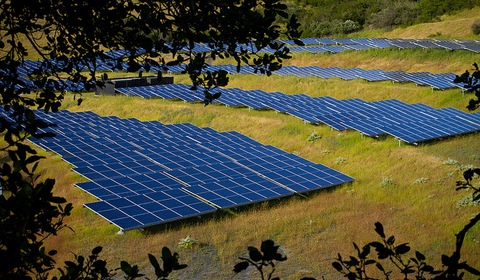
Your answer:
(103, 38), (480, 57)
(198, 65), (460, 90)
(14, 36), (478, 81)
(4, 108), (354, 231)
(115, 84), (480, 144)
(280, 38), (480, 53)
(10, 61), (464, 93)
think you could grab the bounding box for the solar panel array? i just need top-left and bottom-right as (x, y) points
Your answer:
(16, 37), (476, 92)
(100, 38), (480, 58)
(105, 38), (480, 55)
(197, 65), (459, 90)
(115, 84), (480, 144)
(11, 59), (462, 93)
(18, 109), (353, 231)
(279, 38), (480, 53)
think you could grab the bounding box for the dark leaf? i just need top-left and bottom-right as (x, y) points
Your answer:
(376, 262), (385, 272)
(395, 243), (410, 255)
(346, 256), (359, 266)
(248, 246), (263, 262)
(400, 267), (415, 274)
(121, 261), (133, 276)
(441, 254), (451, 266)
(332, 261), (343, 271)
(360, 244), (371, 259)
(423, 265), (434, 272)
(49, 196), (67, 204)
(212, 91), (222, 100)
(415, 251), (426, 261)
(233, 261), (249, 273)
(460, 263), (480, 275)
(293, 39), (305, 46)
(464, 169), (474, 182)
(386, 235), (395, 245)
(148, 253), (163, 277)
(374, 222), (386, 238)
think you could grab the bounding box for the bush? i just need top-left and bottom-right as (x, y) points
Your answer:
(303, 19), (361, 37)
(471, 19), (480, 35)
(368, 1), (420, 30)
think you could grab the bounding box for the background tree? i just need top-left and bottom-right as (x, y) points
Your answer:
(287, 0), (480, 36)
(0, 0), (301, 278)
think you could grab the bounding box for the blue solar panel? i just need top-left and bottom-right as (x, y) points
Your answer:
(14, 108), (355, 231)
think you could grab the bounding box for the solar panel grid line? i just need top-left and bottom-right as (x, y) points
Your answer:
(185, 184), (244, 208)
(446, 117), (480, 133)
(421, 118), (464, 135)
(86, 188), (215, 230)
(380, 125), (421, 144)
(341, 119), (384, 137)
(406, 121), (448, 140)
(454, 112), (480, 127)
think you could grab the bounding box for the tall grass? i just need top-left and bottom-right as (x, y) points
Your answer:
(50, 79), (480, 278)
(383, 7), (480, 40)
(6, 6), (480, 279)
(44, 30), (480, 278)
(283, 49), (478, 74)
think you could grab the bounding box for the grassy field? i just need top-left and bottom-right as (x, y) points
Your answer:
(40, 71), (480, 279)
(32, 9), (480, 280)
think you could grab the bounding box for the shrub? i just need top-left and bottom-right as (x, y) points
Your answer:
(307, 130), (321, 142)
(380, 176), (395, 187)
(178, 235), (197, 249)
(368, 2), (420, 30)
(472, 19), (480, 35)
(414, 177), (429, 184)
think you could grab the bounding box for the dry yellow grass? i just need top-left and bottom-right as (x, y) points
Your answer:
(41, 85), (480, 279)
(385, 7), (480, 39)
(23, 9), (480, 277)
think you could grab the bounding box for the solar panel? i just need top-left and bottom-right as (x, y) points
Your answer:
(16, 108), (354, 231)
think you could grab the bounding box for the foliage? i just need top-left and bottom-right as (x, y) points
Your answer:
(0, 139), (73, 279)
(178, 235), (197, 249)
(380, 177), (395, 188)
(471, 19), (480, 35)
(417, 0), (480, 22)
(307, 130), (321, 142)
(230, 166), (480, 280)
(332, 168), (480, 280)
(51, 246), (186, 280)
(367, 1), (420, 30)
(53, 247), (113, 280)
(146, 247), (187, 280)
(303, 19), (362, 37)
(233, 239), (291, 280)
(454, 63), (480, 111)
(288, 0), (480, 34)
(0, 0), (301, 279)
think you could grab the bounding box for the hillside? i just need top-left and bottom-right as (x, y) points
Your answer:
(35, 10), (480, 280)
(383, 7), (480, 39)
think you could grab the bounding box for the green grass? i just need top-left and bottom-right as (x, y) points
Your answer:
(46, 71), (480, 278)
(32, 23), (480, 279)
